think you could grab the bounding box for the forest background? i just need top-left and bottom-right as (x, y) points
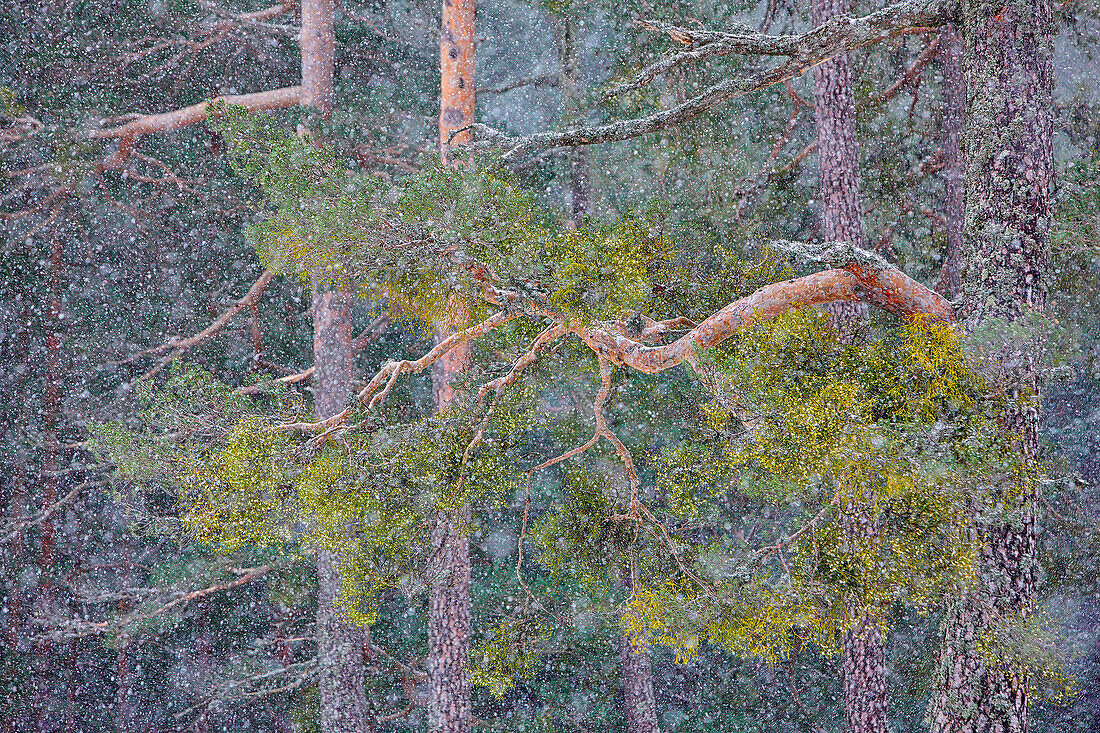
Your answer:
(2, 0), (1100, 731)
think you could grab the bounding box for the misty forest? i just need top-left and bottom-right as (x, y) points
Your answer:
(3, 0), (1100, 730)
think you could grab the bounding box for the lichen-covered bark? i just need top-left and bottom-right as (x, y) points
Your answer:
(313, 290), (372, 733)
(928, 0), (1052, 729)
(468, 0), (953, 161)
(938, 24), (965, 300)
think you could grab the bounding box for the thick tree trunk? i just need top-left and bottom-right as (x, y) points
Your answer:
(928, 0), (1052, 730)
(937, 24), (964, 301)
(620, 635), (660, 733)
(430, 1), (477, 731)
(313, 289), (372, 733)
(439, 0), (476, 165)
(812, 2), (887, 731)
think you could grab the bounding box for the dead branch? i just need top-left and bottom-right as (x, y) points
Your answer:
(234, 366), (315, 395)
(352, 313), (393, 354)
(72, 565), (273, 636)
(1, 479), (105, 545)
(276, 310), (520, 433)
(465, 0), (952, 161)
(117, 267), (276, 380)
(480, 74), (561, 95)
(876, 33), (940, 105)
(174, 658), (317, 720)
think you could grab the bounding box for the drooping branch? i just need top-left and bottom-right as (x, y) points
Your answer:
(92, 87), (302, 162)
(464, 0), (952, 161)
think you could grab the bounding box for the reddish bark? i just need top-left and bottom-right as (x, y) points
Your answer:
(92, 87), (302, 163)
(313, 289), (372, 733)
(431, 0), (477, 728)
(439, 0), (476, 165)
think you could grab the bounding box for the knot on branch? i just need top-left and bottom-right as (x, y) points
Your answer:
(770, 239), (891, 272)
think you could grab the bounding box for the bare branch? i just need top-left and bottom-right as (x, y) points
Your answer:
(234, 366), (314, 396)
(466, 0), (952, 161)
(118, 268), (276, 380)
(1, 480), (105, 545)
(68, 566), (273, 637)
(479, 74), (561, 95)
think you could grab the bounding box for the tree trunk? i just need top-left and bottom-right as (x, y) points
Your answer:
(812, 2), (888, 731)
(937, 24), (964, 301)
(313, 289), (372, 733)
(550, 11), (592, 223)
(301, 1), (373, 729)
(615, 569), (660, 733)
(439, 0), (476, 166)
(430, 1), (477, 731)
(812, 0), (869, 339)
(928, 0), (1052, 729)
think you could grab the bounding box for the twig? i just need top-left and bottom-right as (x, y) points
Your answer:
(1, 479), (104, 544)
(234, 366), (315, 395)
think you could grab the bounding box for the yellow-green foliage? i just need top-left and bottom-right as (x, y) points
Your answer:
(637, 309), (998, 663)
(180, 417), (297, 549)
(470, 613), (551, 698)
(543, 215), (673, 324)
(215, 105), (675, 330)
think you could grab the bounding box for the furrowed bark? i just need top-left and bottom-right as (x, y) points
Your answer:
(431, 0), (477, 729)
(811, 0), (886, 728)
(465, 0), (953, 161)
(615, 569), (660, 733)
(928, 0), (1053, 729)
(937, 24), (964, 300)
(301, 0), (373, 728)
(813, 0), (870, 339)
(313, 288), (372, 733)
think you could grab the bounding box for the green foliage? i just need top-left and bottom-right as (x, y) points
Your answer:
(214, 105), (674, 327)
(629, 310), (1002, 664)
(471, 612), (552, 697)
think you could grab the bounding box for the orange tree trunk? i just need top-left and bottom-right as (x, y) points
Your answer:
(432, 0), (476, 731)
